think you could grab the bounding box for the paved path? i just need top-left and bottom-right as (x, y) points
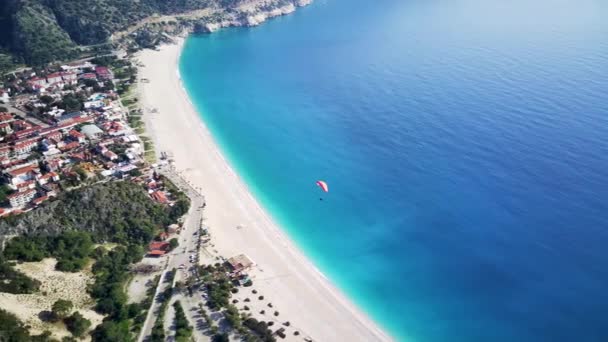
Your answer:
(137, 165), (205, 341)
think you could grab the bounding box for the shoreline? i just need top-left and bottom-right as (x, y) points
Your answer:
(136, 37), (393, 341)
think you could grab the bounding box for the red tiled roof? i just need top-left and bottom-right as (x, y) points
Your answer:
(7, 165), (39, 177)
(7, 188), (36, 199)
(151, 191), (168, 204)
(148, 250), (166, 256)
(149, 241), (169, 251)
(59, 141), (80, 152)
(69, 130), (85, 138)
(32, 196), (48, 205)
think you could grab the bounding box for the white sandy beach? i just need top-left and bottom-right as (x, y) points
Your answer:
(136, 38), (392, 341)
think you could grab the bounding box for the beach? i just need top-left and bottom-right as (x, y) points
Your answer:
(136, 38), (391, 341)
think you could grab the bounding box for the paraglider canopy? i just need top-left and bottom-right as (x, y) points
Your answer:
(316, 180), (329, 193)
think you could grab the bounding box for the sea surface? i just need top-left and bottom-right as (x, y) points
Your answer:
(179, 0), (608, 341)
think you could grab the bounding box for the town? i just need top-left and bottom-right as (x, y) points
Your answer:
(0, 57), (164, 213)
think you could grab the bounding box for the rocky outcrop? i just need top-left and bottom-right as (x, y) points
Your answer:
(193, 0), (313, 34)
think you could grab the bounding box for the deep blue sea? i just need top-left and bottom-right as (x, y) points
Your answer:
(179, 0), (608, 341)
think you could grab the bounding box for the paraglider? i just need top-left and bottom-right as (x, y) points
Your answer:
(316, 180), (328, 200)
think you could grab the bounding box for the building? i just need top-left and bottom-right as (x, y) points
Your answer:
(78, 73), (97, 80)
(69, 130), (86, 143)
(95, 66), (113, 80)
(148, 241), (170, 256)
(0, 89), (9, 103)
(151, 190), (168, 204)
(8, 188), (36, 208)
(0, 112), (13, 124)
(37, 172), (60, 185)
(102, 149), (118, 161)
(81, 124), (103, 140)
(13, 139), (39, 155)
(5, 164), (40, 186)
(28, 77), (47, 88)
(147, 250), (166, 257)
(46, 72), (63, 84)
(60, 72), (77, 84)
(226, 254), (255, 273)
(0, 122), (13, 134)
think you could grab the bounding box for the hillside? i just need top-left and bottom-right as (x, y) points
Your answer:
(0, 181), (188, 243)
(0, 0), (307, 71)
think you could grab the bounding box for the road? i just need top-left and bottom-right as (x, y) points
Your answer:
(137, 164), (206, 342)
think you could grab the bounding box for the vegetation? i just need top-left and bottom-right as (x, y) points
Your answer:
(173, 301), (193, 342)
(169, 237), (179, 250)
(0, 256), (41, 294)
(0, 0), (304, 69)
(65, 311), (91, 337)
(51, 299), (73, 320)
(3, 231), (93, 272)
(0, 181), (189, 245)
(0, 309), (60, 341)
(243, 317), (276, 342)
(0, 181), (190, 340)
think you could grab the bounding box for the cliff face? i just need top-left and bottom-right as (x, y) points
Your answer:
(194, 0), (312, 33)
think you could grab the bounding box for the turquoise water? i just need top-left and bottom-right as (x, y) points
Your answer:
(179, 0), (608, 341)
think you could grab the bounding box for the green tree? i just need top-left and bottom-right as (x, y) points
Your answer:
(65, 311), (91, 337)
(169, 238), (179, 250)
(52, 299), (73, 320)
(212, 333), (229, 342)
(0, 308), (31, 340)
(91, 320), (132, 342)
(40, 95), (54, 104)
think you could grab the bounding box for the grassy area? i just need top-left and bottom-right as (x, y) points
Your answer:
(145, 150), (157, 163)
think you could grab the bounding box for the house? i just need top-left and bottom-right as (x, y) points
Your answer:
(69, 130), (86, 143)
(0, 89), (9, 103)
(151, 190), (168, 204)
(167, 224), (180, 234)
(13, 139), (39, 155)
(8, 188), (36, 208)
(0, 122), (13, 134)
(60, 72), (77, 84)
(46, 107), (65, 118)
(226, 254), (255, 273)
(0, 112), (13, 124)
(0, 146), (11, 158)
(37, 172), (60, 185)
(15, 180), (35, 192)
(28, 77), (47, 88)
(12, 120), (32, 131)
(102, 149), (118, 161)
(5, 164), (40, 186)
(149, 241), (170, 251)
(59, 141), (80, 152)
(147, 250), (166, 257)
(78, 73), (97, 80)
(13, 127), (41, 140)
(46, 72), (63, 84)
(95, 66), (113, 80)
(32, 195), (49, 206)
(81, 124), (103, 140)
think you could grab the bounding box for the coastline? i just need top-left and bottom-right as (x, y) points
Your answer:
(136, 38), (393, 341)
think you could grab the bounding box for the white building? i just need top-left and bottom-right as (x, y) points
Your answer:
(8, 188), (36, 208)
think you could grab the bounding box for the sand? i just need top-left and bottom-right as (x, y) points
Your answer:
(0, 258), (104, 340)
(136, 38), (392, 342)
